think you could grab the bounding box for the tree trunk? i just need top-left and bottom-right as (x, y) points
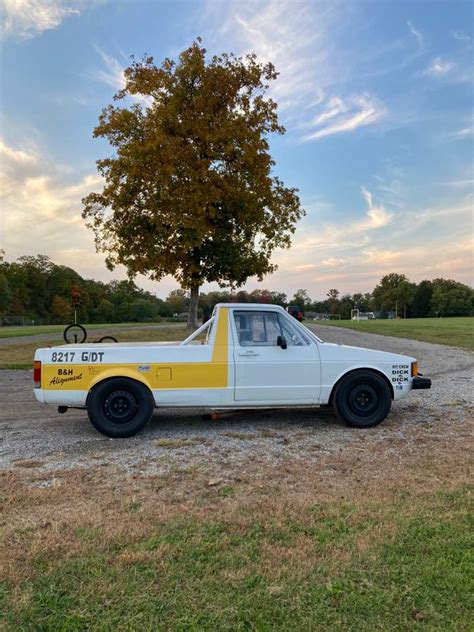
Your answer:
(187, 285), (199, 329)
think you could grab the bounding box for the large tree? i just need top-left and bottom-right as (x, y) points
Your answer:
(326, 288), (340, 314)
(82, 40), (304, 327)
(373, 273), (403, 311)
(411, 280), (433, 317)
(292, 289), (311, 309)
(373, 273), (412, 316)
(430, 279), (474, 316)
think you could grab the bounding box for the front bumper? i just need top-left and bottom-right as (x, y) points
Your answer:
(412, 376), (432, 390)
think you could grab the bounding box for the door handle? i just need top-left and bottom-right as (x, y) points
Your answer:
(238, 350), (259, 357)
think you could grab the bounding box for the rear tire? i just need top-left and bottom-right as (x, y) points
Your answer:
(333, 370), (391, 429)
(87, 378), (154, 438)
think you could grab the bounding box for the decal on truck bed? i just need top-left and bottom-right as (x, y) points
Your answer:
(51, 351), (76, 362)
(49, 372), (84, 387)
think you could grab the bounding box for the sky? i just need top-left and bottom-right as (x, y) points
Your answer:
(0, 0), (473, 300)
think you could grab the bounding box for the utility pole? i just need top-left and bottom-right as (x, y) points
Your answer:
(395, 300), (398, 319)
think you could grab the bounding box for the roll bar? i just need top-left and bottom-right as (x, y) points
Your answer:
(180, 317), (214, 346)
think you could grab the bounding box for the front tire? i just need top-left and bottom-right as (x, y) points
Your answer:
(333, 370), (391, 429)
(87, 378), (154, 438)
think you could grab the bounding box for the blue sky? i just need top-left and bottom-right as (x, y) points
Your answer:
(1, 0), (472, 299)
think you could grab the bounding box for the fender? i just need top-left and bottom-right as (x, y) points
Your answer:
(328, 365), (395, 404)
(89, 367), (152, 392)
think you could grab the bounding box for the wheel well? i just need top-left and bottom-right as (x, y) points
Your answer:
(328, 368), (394, 405)
(86, 375), (154, 407)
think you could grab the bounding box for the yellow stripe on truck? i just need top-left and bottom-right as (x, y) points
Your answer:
(41, 308), (229, 392)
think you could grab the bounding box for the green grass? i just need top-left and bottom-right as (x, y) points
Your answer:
(0, 322), (181, 339)
(2, 488), (472, 630)
(313, 316), (474, 350)
(1, 362), (31, 370)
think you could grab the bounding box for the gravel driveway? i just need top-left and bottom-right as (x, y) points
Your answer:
(1, 326), (472, 476)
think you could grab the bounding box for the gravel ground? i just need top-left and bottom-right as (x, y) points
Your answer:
(1, 326), (472, 477)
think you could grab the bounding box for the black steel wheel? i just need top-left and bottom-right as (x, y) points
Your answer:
(87, 378), (154, 438)
(103, 389), (138, 424)
(333, 370), (391, 429)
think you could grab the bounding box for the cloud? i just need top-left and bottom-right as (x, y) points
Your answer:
(412, 200), (473, 228)
(92, 47), (153, 106)
(200, 0), (385, 141)
(0, 140), (38, 166)
(0, 0), (80, 40)
(302, 95), (385, 141)
(453, 125), (474, 138)
(292, 263), (317, 272)
(3, 133), (471, 297)
(360, 248), (402, 265)
(94, 47), (127, 91)
(0, 137), (103, 263)
(209, 0), (339, 108)
(267, 193), (473, 297)
(358, 187), (393, 229)
(275, 186), (394, 272)
(372, 164), (405, 209)
(407, 21), (423, 50)
(259, 176), (474, 297)
(0, 136), (187, 294)
(451, 29), (472, 44)
(423, 57), (455, 76)
(443, 124), (474, 142)
(0, 136), (167, 291)
(320, 258), (346, 269)
(442, 179), (474, 188)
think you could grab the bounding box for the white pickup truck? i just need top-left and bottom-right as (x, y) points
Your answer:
(33, 303), (431, 437)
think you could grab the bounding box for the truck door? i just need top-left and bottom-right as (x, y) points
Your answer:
(232, 310), (321, 403)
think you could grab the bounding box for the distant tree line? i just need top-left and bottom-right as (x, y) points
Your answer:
(0, 257), (472, 325)
(0, 255), (287, 325)
(291, 273), (473, 319)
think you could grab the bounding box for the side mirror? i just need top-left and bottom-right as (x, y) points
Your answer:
(277, 335), (287, 350)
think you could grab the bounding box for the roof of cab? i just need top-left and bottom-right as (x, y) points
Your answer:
(214, 303), (286, 311)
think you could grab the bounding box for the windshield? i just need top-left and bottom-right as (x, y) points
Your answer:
(299, 321), (323, 343)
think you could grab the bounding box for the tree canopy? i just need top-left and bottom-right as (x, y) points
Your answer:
(373, 273), (416, 317)
(82, 39), (304, 327)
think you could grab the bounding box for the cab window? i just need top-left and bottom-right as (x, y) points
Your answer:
(233, 311), (309, 346)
